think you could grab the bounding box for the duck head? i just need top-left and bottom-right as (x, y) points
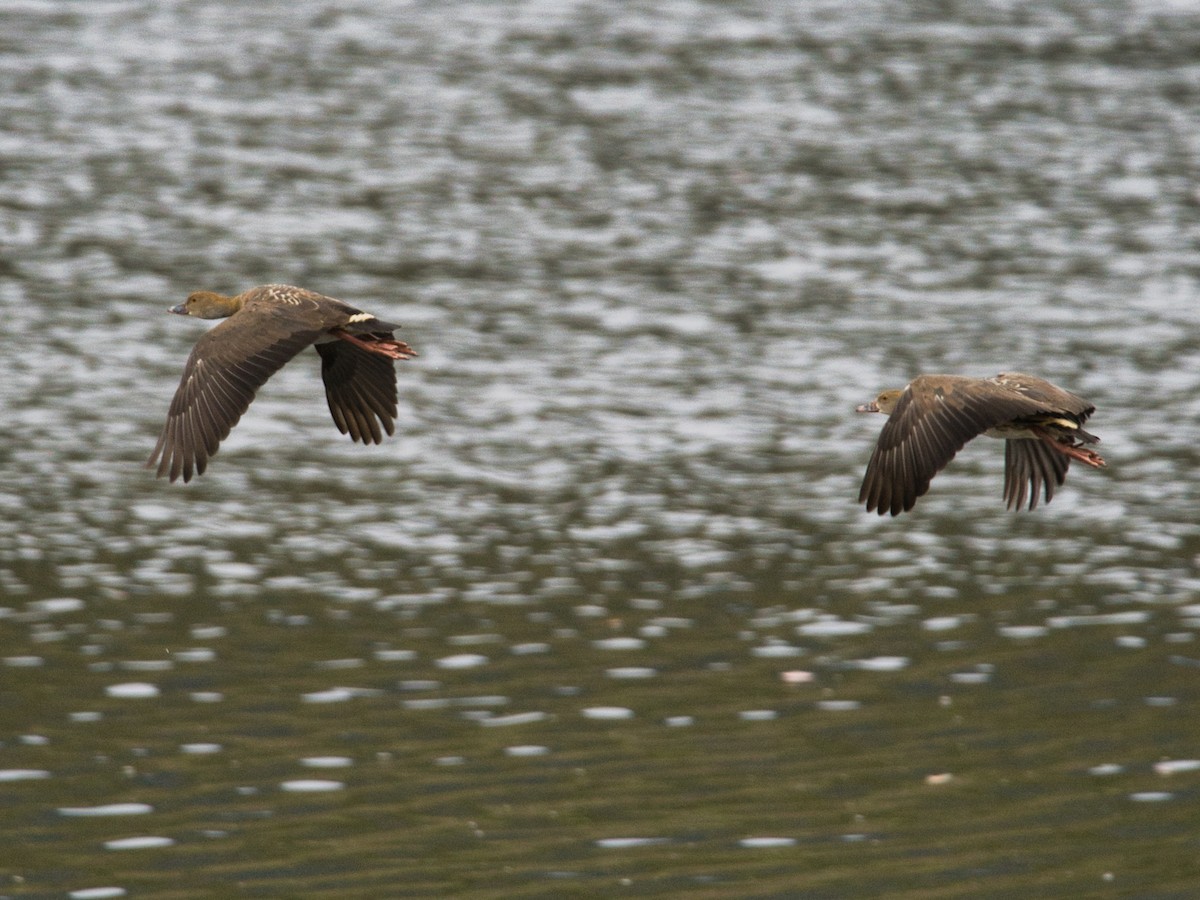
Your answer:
(170, 291), (242, 319)
(856, 389), (904, 416)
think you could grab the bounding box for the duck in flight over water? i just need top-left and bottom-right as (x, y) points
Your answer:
(856, 372), (1105, 516)
(147, 284), (416, 483)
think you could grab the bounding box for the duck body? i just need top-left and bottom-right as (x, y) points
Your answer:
(856, 372), (1104, 516)
(147, 284), (416, 483)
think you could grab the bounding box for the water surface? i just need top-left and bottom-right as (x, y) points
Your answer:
(2, 1), (1200, 897)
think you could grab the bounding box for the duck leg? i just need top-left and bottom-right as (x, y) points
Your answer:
(1035, 429), (1106, 468)
(332, 329), (417, 360)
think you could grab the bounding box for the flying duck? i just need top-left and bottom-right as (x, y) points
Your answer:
(147, 284), (416, 483)
(856, 372), (1105, 516)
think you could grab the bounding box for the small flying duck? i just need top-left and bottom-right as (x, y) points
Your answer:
(856, 372), (1105, 515)
(147, 284), (416, 483)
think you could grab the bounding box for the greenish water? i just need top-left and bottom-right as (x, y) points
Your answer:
(4, 581), (1200, 897)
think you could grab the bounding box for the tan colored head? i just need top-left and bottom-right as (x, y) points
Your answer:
(169, 291), (240, 320)
(856, 389), (903, 416)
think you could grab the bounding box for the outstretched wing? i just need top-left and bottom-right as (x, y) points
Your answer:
(316, 341), (398, 444)
(147, 318), (323, 483)
(1004, 438), (1070, 511)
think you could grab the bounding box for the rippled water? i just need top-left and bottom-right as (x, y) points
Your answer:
(3, 0), (1200, 896)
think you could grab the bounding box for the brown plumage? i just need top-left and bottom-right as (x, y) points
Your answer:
(856, 373), (1105, 516)
(147, 284), (416, 483)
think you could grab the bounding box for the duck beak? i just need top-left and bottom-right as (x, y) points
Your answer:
(856, 401), (880, 413)
(168, 304), (188, 316)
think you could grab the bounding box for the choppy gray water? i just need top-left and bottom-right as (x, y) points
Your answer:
(2, 0), (1200, 896)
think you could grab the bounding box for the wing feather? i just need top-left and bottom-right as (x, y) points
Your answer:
(147, 316), (324, 482)
(316, 342), (398, 445)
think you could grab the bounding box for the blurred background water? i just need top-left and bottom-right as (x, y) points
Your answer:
(2, 0), (1200, 896)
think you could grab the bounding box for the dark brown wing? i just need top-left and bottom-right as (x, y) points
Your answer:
(316, 341), (397, 444)
(147, 317), (325, 483)
(1004, 439), (1070, 511)
(992, 372), (1094, 422)
(859, 375), (1057, 516)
